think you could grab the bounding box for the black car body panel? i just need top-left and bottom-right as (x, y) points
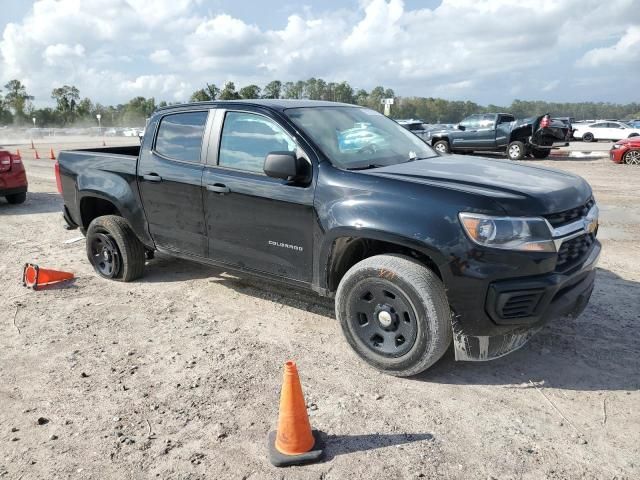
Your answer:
(58, 100), (600, 362)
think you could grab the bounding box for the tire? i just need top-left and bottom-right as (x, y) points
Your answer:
(433, 140), (450, 154)
(582, 132), (594, 142)
(5, 192), (27, 204)
(86, 215), (145, 281)
(531, 148), (551, 159)
(623, 149), (640, 165)
(335, 254), (452, 377)
(507, 141), (526, 160)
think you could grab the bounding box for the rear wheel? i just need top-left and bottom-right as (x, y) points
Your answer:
(531, 148), (551, 159)
(507, 141), (526, 160)
(582, 132), (594, 142)
(5, 192), (26, 204)
(86, 215), (145, 281)
(335, 254), (452, 377)
(433, 140), (450, 154)
(623, 150), (640, 165)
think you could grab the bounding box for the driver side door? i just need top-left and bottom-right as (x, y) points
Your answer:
(202, 109), (315, 283)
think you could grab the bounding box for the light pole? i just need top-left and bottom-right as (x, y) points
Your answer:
(31, 117), (36, 149)
(96, 114), (103, 145)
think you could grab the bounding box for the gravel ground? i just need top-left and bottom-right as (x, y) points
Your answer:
(1, 139), (639, 480)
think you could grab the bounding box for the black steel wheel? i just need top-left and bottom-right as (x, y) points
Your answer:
(89, 231), (122, 278)
(86, 215), (145, 281)
(348, 279), (419, 357)
(336, 254), (452, 376)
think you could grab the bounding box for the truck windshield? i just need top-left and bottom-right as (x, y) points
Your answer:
(284, 106), (436, 169)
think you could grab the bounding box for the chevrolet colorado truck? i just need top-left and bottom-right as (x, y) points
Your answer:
(426, 113), (570, 160)
(57, 100), (600, 376)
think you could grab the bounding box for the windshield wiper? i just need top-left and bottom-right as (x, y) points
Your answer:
(345, 164), (386, 171)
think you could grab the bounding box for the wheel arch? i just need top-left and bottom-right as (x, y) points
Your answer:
(321, 229), (446, 294)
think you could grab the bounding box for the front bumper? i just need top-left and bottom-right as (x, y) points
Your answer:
(0, 185), (28, 196)
(609, 148), (626, 163)
(451, 240), (600, 361)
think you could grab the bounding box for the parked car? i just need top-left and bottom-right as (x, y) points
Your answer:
(573, 121), (640, 142)
(56, 100), (600, 376)
(425, 113), (570, 160)
(610, 137), (640, 165)
(0, 149), (28, 204)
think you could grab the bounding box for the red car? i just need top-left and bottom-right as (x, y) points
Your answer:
(610, 137), (640, 165)
(0, 149), (28, 204)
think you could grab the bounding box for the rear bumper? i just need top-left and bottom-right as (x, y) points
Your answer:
(451, 240), (600, 361)
(0, 185), (27, 196)
(62, 204), (79, 230)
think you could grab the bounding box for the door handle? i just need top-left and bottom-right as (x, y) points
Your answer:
(206, 183), (230, 194)
(143, 174), (162, 182)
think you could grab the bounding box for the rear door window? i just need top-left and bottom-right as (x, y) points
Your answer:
(155, 111), (208, 162)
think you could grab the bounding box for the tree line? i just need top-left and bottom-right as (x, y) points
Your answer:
(1, 78), (638, 128)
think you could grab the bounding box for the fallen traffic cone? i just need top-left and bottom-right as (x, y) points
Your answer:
(49, 148), (56, 160)
(23, 263), (74, 290)
(267, 361), (324, 467)
(30, 140), (35, 149)
(34, 150), (40, 159)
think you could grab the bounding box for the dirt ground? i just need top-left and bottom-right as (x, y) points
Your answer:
(1, 139), (638, 480)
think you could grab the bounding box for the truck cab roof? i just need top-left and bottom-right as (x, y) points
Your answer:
(156, 99), (357, 114)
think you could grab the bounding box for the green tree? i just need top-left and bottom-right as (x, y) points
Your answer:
(262, 80), (282, 99)
(189, 83), (220, 102)
(4, 79), (33, 120)
(219, 81), (240, 100)
(51, 85), (80, 124)
(239, 84), (261, 99)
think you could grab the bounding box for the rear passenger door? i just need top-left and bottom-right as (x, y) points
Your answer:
(138, 110), (210, 256)
(202, 109), (315, 283)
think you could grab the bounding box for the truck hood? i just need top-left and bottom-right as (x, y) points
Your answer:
(363, 155), (592, 216)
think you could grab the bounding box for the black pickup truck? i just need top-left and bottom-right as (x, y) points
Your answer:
(57, 100), (600, 376)
(426, 113), (570, 160)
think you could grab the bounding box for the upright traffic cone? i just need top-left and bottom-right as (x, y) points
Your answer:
(267, 361), (324, 467)
(34, 150), (40, 160)
(102, 139), (106, 146)
(30, 139), (35, 149)
(49, 148), (56, 160)
(16, 149), (21, 159)
(23, 263), (74, 290)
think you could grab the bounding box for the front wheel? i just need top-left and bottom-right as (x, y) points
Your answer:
(86, 215), (145, 281)
(335, 254), (452, 377)
(623, 150), (640, 165)
(433, 140), (450, 154)
(507, 141), (526, 160)
(582, 132), (594, 142)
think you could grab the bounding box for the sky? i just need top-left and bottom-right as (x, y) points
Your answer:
(0, 0), (638, 107)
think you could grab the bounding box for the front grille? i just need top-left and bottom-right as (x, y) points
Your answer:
(545, 198), (595, 228)
(556, 233), (595, 272)
(498, 289), (545, 319)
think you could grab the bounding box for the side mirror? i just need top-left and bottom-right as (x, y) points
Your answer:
(264, 152), (308, 182)
(457, 124), (466, 131)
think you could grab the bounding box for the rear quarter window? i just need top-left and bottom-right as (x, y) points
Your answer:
(155, 111), (208, 162)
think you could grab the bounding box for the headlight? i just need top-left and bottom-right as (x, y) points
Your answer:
(459, 213), (555, 252)
(611, 144), (624, 149)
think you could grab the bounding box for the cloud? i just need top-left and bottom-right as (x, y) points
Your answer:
(577, 25), (640, 67)
(0, 0), (639, 106)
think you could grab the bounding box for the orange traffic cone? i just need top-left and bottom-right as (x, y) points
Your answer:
(267, 361), (324, 467)
(102, 139), (106, 146)
(49, 148), (56, 160)
(34, 150), (40, 160)
(16, 149), (21, 159)
(30, 139), (35, 149)
(23, 263), (74, 290)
